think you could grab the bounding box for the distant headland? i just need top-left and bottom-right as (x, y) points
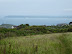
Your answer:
(5, 16), (72, 18)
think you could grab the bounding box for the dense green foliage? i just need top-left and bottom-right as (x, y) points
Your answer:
(0, 24), (72, 39)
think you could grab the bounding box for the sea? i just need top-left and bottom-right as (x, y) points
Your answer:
(0, 17), (72, 26)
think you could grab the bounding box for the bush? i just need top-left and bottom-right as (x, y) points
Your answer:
(5, 32), (17, 37)
(68, 26), (72, 32)
(29, 26), (47, 33)
(15, 30), (27, 36)
(47, 31), (52, 34)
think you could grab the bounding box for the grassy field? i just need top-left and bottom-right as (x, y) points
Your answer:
(0, 33), (72, 54)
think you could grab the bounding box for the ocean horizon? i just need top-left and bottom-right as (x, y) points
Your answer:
(0, 16), (72, 25)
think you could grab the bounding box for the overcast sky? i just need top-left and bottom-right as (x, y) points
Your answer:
(0, 0), (72, 16)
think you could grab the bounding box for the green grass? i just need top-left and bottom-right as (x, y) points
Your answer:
(0, 33), (72, 54)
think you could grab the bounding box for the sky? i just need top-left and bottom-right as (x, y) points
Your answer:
(0, 0), (72, 16)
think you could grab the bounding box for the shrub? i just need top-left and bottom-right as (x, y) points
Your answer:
(68, 26), (72, 32)
(5, 32), (17, 37)
(29, 26), (47, 33)
(47, 31), (52, 34)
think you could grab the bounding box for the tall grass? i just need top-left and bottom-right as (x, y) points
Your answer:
(0, 33), (72, 54)
(58, 33), (72, 54)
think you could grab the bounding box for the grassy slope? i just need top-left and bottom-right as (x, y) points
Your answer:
(0, 33), (72, 54)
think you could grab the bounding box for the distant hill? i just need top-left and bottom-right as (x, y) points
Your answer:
(5, 16), (72, 18)
(0, 24), (15, 28)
